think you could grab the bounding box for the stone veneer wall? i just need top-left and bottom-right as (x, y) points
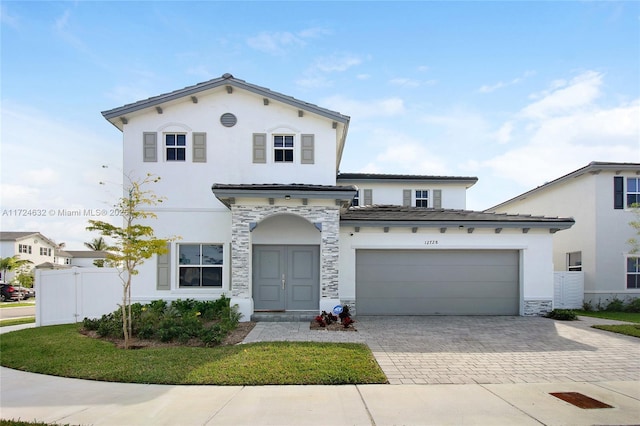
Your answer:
(230, 204), (341, 301)
(523, 299), (553, 316)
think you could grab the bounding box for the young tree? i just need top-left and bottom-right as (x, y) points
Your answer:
(629, 204), (640, 254)
(87, 174), (177, 349)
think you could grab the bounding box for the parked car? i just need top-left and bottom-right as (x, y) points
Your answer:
(14, 286), (35, 300)
(0, 282), (19, 302)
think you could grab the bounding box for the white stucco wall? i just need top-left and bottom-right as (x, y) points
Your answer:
(338, 226), (554, 316)
(336, 180), (469, 209)
(490, 169), (639, 303)
(121, 87), (344, 210)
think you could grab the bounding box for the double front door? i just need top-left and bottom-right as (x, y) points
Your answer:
(253, 245), (319, 311)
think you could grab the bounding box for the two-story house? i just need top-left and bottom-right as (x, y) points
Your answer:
(0, 232), (59, 281)
(102, 73), (574, 318)
(487, 162), (640, 307)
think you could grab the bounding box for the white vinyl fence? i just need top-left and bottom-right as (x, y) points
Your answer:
(553, 271), (584, 309)
(35, 267), (121, 326)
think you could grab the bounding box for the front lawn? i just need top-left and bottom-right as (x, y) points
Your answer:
(575, 310), (640, 323)
(592, 324), (640, 338)
(0, 317), (35, 327)
(0, 324), (387, 385)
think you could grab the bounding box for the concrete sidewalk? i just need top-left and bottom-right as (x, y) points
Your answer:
(1, 367), (639, 425)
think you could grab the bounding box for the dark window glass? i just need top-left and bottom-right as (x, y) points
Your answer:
(202, 268), (222, 287)
(284, 150), (293, 162)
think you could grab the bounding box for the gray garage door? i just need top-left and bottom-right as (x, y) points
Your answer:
(356, 250), (519, 315)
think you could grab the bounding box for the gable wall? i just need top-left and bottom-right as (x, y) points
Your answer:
(491, 170), (639, 302)
(122, 87), (342, 209)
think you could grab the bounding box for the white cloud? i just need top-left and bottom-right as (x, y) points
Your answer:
(1, 102), (121, 249)
(246, 31), (305, 55)
(1, 4), (20, 28)
(478, 70), (536, 94)
(313, 53), (362, 73)
(482, 71), (639, 188)
(389, 78), (436, 88)
(521, 70), (602, 119)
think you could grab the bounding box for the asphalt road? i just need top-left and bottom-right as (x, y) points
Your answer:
(0, 304), (35, 320)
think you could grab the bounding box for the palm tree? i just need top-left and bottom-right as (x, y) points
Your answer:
(0, 256), (33, 283)
(84, 237), (109, 251)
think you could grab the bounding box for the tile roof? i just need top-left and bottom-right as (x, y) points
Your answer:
(337, 173), (478, 184)
(341, 205), (574, 229)
(102, 73), (350, 127)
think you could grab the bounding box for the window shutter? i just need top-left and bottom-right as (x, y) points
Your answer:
(301, 134), (314, 164)
(253, 133), (267, 163)
(433, 189), (442, 209)
(192, 132), (207, 163)
(403, 189), (411, 206)
(614, 176), (624, 209)
(143, 132), (157, 162)
(156, 243), (171, 290)
(363, 189), (373, 205)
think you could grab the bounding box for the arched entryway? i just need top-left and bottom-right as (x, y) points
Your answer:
(251, 214), (321, 311)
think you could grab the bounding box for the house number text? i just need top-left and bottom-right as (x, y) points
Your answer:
(424, 240), (439, 245)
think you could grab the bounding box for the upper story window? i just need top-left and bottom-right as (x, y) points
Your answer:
(178, 244), (223, 288)
(40, 247), (51, 256)
(627, 178), (640, 207)
(18, 244), (32, 254)
(165, 133), (186, 161)
(415, 190), (429, 207)
(274, 135), (294, 163)
(352, 190), (360, 207)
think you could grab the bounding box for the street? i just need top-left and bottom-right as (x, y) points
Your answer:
(0, 304), (35, 320)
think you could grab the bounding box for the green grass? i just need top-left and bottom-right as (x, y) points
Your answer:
(592, 324), (640, 338)
(0, 302), (35, 308)
(0, 317), (35, 327)
(0, 324), (387, 385)
(575, 310), (640, 323)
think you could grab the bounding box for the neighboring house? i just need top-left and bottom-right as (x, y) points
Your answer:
(101, 73), (574, 318)
(487, 162), (640, 306)
(0, 232), (59, 281)
(65, 250), (110, 267)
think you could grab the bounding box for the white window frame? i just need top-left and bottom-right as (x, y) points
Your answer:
(19, 244), (32, 254)
(626, 255), (640, 290)
(352, 190), (360, 207)
(415, 190), (429, 207)
(178, 243), (223, 288)
(627, 177), (640, 208)
(164, 133), (187, 162)
(567, 251), (582, 272)
(39, 247), (51, 256)
(273, 134), (294, 163)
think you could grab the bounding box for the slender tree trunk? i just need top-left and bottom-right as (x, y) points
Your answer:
(121, 284), (129, 350)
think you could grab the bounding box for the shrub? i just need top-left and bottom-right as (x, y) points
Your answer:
(605, 297), (625, 312)
(625, 298), (640, 313)
(82, 296), (241, 346)
(546, 309), (578, 321)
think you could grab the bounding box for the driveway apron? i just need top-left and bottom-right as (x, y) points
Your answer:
(243, 316), (640, 385)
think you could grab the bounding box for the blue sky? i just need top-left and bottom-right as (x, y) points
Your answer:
(1, 1), (639, 249)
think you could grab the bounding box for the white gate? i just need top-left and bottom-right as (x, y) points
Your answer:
(554, 271), (584, 309)
(35, 267), (121, 326)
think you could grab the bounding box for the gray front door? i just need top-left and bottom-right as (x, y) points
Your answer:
(253, 245), (319, 311)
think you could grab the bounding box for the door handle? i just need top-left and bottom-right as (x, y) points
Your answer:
(282, 274), (285, 290)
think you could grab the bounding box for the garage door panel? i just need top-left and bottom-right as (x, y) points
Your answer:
(356, 250), (519, 315)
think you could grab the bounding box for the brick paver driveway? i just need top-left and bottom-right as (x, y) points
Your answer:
(244, 316), (640, 385)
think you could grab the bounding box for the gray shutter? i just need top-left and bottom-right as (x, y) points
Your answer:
(143, 132), (157, 162)
(192, 132), (207, 163)
(301, 134), (314, 164)
(403, 189), (411, 206)
(363, 189), (373, 205)
(156, 243), (171, 290)
(253, 133), (267, 163)
(433, 189), (442, 209)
